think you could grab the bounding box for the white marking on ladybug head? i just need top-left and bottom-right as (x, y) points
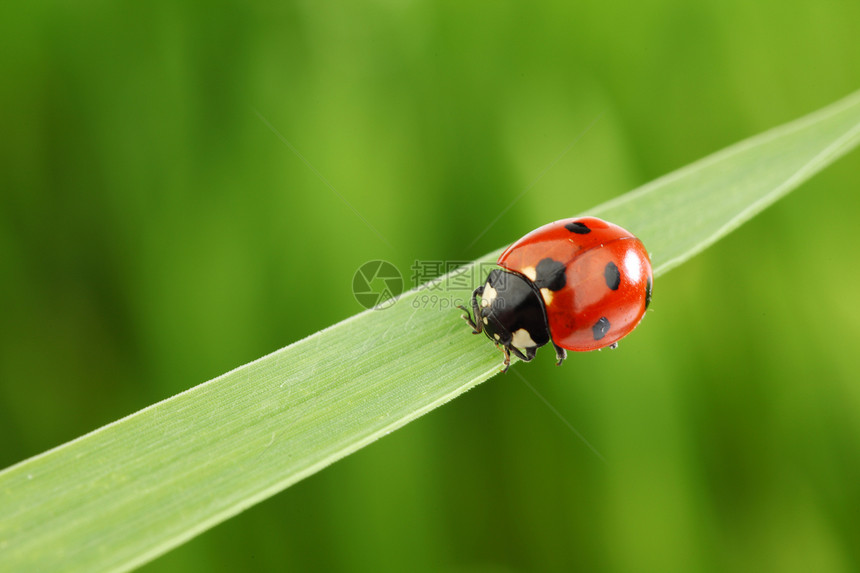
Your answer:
(482, 317), (489, 325)
(540, 287), (553, 306)
(493, 333), (501, 341)
(521, 266), (537, 281)
(481, 284), (497, 307)
(511, 328), (537, 349)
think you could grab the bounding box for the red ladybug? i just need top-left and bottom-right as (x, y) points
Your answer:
(458, 217), (652, 372)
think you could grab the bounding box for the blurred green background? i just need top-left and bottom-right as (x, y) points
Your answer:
(2, 1), (859, 571)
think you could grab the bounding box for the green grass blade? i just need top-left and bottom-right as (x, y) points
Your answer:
(2, 89), (860, 572)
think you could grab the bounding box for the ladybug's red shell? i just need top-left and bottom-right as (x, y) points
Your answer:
(498, 217), (652, 352)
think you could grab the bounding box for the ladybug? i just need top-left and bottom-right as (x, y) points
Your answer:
(458, 217), (653, 372)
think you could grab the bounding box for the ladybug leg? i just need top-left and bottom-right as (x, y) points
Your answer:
(469, 285), (484, 334)
(552, 343), (567, 366)
(508, 345), (535, 363)
(456, 304), (476, 330)
(500, 345), (511, 373)
(457, 285), (484, 334)
(498, 345), (535, 373)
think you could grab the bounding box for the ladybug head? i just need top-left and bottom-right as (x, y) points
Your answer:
(476, 269), (551, 353)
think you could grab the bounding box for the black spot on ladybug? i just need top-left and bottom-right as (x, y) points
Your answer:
(593, 317), (610, 340)
(604, 261), (620, 290)
(565, 221), (591, 234)
(534, 257), (566, 291)
(645, 274), (653, 309)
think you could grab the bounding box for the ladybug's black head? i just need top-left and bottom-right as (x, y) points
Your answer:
(477, 269), (551, 352)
